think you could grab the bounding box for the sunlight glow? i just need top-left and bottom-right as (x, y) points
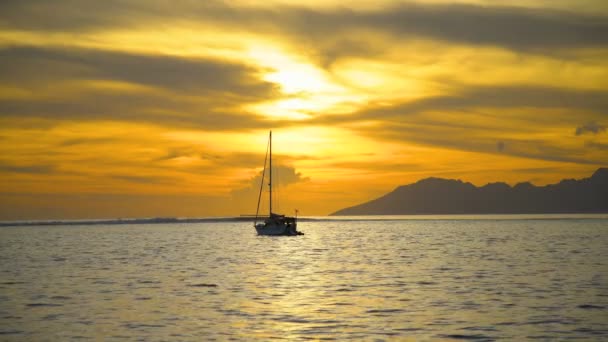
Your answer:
(248, 46), (337, 94)
(250, 98), (314, 120)
(246, 45), (357, 119)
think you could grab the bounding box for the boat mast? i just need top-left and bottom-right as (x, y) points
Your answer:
(254, 133), (270, 226)
(269, 130), (272, 216)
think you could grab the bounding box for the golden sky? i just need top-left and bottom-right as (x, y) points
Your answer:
(1, 0), (607, 219)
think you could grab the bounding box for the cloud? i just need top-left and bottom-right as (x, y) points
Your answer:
(575, 121), (606, 135)
(372, 124), (606, 165)
(4, 1), (608, 55)
(360, 3), (608, 50)
(0, 0), (231, 32)
(226, 164), (309, 214)
(58, 137), (115, 147)
(363, 85), (608, 119)
(152, 147), (204, 162)
(231, 164), (309, 197)
(0, 45), (276, 96)
(307, 84), (608, 126)
(0, 161), (55, 174)
(326, 160), (421, 174)
(252, 164), (309, 188)
(585, 140), (608, 150)
(152, 150), (268, 172)
(0, 95), (274, 130)
(109, 174), (174, 184)
(253, 3), (608, 69)
(0, 46), (280, 130)
(296, 83), (608, 165)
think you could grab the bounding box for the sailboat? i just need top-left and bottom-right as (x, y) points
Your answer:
(254, 131), (303, 236)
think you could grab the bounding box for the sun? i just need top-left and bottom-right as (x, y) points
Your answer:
(246, 44), (352, 120)
(248, 45), (336, 93)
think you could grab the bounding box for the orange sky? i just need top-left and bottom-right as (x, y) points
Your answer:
(1, 0), (607, 220)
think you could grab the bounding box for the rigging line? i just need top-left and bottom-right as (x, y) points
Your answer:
(275, 159), (280, 213)
(254, 133), (270, 226)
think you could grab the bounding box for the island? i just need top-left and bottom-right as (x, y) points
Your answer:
(331, 168), (608, 215)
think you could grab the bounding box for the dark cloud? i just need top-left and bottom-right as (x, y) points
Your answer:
(58, 137), (116, 147)
(0, 46), (276, 96)
(0, 0), (228, 32)
(511, 167), (563, 174)
(307, 85), (608, 126)
(575, 121), (606, 135)
(1, 98), (257, 132)
(109, 174), (174, 184)
(1, 0), (137, 31)
(0, 94), (273, 130)
(326, 160), (421, 174)
(264, 3), (608, 66)
(151, 150), (307, 178)
(297, 83), (608, 165)
(3, 1), (608, 55)
(585, 140), (608, 150)
(0, 162), (55, 174)
(361, 3), (608, 50)
(401, 130), (604, 165)
(357, 85), (608, 120)
(216, 152), (320, 168)
(0, 46), (281, 130)
(153, 151), (268, 178)
(154, 148), (193, 162)
(392, 123), (605, 165)
(315, 38), (381, 69)
(217, 152), (268, 168)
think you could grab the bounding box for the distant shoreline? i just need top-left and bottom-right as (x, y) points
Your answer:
(0, 216), (253, 227)
(2, 213), (608, 227)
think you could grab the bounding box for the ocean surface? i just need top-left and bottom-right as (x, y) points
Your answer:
(1, 215), (607, 341)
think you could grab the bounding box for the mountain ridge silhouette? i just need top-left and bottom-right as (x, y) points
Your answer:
(330, 168), (608, 215)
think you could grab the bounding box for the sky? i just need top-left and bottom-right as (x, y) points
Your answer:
(1, 0), (607, 220)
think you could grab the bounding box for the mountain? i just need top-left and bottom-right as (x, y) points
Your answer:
(331, 168), (608, 215)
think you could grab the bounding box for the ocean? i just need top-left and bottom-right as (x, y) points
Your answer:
(1, 215), (607, 341)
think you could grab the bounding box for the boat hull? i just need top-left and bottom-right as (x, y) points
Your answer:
(255, 222), (302, 236)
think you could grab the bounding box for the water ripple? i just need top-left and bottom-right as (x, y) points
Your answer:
(1, 218), (606, 340)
